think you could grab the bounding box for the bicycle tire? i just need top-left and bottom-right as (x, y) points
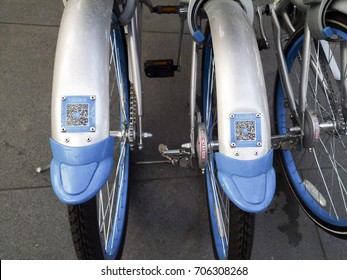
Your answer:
(202, 25), (255, 260)
(68, 24), (131, 259)
(275, 11), (347, 236)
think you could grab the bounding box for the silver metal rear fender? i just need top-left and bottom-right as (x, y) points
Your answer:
(51, 0), (113, 147)
(204, 0), (272, 160)
(203, 0), (276, 213)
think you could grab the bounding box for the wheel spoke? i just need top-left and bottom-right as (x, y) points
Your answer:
(205, 47), (229, 258)
(319, 137), (347, 213)
(96, 27), (129, 258)
(312, 147), (339, 218)
(98, 189), (107, 244)
(278, 23), (347, 230)
(207, 160), (228, 257)
(110, 143), (126, 249)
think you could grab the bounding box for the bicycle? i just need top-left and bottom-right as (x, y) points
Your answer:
(48, 0), (347, 259)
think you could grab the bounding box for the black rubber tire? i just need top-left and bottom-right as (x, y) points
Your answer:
(68, 200), (104, 260)
(68, 187), (130, 259)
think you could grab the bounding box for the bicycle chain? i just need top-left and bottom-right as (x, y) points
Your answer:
(129, 84), (137, 150)
(319, 52), (346, 132)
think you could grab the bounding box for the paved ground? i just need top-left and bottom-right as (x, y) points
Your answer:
(1, 0), (347, 260)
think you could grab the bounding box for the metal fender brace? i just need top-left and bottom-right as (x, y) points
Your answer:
(204, 0), (276, 213)
(50, 0), (115, 204)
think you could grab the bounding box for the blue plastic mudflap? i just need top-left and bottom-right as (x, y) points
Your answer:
(50, 137), (114, 204)
(215, 149), (276, 213)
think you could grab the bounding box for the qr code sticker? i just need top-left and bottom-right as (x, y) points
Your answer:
(235, 120), (256, 141)
(66, 104), (89, 127)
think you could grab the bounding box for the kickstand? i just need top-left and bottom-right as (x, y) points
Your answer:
(35, 164), (50, 173)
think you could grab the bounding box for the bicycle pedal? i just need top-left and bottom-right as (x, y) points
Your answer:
(153, 5), (179, 14)
(144, 59), (177, 78)
(257, 38), (269, 50)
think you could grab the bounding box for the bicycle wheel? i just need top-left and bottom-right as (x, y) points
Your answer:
(202, 27), (255, 259)
(68, 24), (131, 259)
(275, 12), (347, 236)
